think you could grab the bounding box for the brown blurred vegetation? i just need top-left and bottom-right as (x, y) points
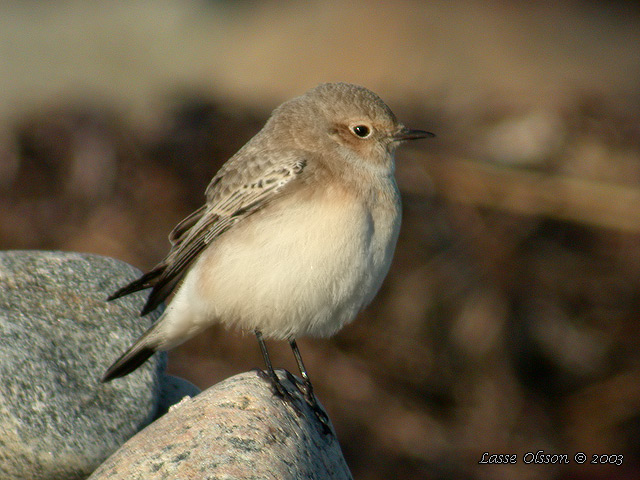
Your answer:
(2, 2), (640, 480)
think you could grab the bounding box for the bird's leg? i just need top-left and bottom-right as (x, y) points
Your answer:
(288, 338), (314, 397)
(254, 330), (316, 421)
(255, 331), (330, 433)
(288, 338), (330, 431)
(255, 330), (288, 397)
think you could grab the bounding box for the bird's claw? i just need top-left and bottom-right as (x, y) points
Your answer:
(256, 368), (331, 434)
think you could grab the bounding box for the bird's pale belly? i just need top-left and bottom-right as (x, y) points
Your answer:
(164, 188), (399, 341)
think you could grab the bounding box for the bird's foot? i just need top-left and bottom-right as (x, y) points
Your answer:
(284, 371), (331, 435)
(255, 368), (303, 416)
(255, 368), (331, 435)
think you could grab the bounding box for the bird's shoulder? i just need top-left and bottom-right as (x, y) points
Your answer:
(204, 147), (310, 208)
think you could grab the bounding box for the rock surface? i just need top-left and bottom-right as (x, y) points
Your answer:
(0, 250), (169, 480)
(88, 370), (353, 480)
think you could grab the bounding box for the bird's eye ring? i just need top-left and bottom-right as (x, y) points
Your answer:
(351, 125), (371, 138)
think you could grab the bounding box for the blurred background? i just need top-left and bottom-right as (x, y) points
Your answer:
(2, 1), (640, 479)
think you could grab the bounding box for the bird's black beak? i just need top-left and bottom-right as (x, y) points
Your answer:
(394, 127), (435, 141)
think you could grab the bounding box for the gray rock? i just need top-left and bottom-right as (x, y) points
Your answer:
(0, 250), (167, 480)
(88, 370), (353, 480)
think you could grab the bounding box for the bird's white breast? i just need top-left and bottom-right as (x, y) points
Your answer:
(161, 178), (400, 342)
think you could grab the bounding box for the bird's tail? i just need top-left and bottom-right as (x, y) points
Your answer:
(107, 269), (163, 302)
(101, 326), (160, 382)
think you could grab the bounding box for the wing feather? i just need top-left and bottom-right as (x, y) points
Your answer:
(109, 151), (307, 315)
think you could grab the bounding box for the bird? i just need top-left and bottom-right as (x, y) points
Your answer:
(101, 82), (433, 403)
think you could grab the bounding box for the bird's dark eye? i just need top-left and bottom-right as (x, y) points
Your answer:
(352, 125), (371, 138)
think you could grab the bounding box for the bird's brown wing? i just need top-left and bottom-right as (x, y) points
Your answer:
(109, 152), (307, 315)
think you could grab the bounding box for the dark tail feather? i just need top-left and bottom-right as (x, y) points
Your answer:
(139, 275), (182, 316)
(107, 269), (164, 302)
(101, 342), (157, 382)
